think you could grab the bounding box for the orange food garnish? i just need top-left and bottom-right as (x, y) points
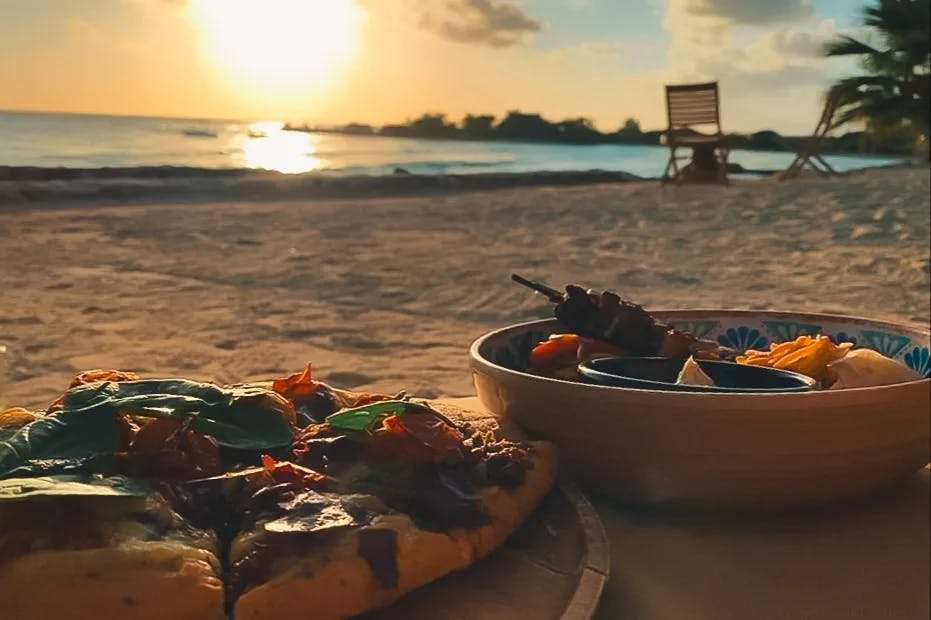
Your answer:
(530, 334), (581, 369)
(47, 369), (140, 414)
(70, 369), (140, 388)
(271, 363), (321, 407)
(368, 413), (464, 464)
(259, 454), (325, 486)
(0, 407), (40, 429)
(736, 335), (852, 381)
(531, 334), (627, 370)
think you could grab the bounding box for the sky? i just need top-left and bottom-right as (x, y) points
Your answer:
(0, 0), (869, 134)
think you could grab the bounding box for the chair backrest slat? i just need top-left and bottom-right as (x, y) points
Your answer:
(665, 82), (721, 131)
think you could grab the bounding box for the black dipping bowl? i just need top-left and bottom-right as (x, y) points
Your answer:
(578, 357), (817, 393)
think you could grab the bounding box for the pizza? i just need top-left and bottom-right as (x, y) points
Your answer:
(0, 476), (224, 620)
(0, 364), (558, 620)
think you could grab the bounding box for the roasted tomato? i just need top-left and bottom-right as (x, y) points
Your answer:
(529, 334), (582, 369)
(129, 418), (222, 479)
(367, 413), (464, 465)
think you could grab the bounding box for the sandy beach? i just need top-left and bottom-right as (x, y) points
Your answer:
(1, 167), (928, 409)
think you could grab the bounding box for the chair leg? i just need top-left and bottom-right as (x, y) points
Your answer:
(812, 153), (838, 175)
(780, 153), (806, 179)
(661, 153), (674, 185)
(717, 146), (730, 184)
(671, 147), (683, 184)
(662, 146), (681, 185)
(805, 157), (828, 177)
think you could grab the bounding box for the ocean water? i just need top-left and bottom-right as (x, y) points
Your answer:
(0, 111), (900, 178)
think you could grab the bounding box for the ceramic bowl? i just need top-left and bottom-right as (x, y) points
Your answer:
(578, 357), (816, 392)
(469, 310), (931, 508)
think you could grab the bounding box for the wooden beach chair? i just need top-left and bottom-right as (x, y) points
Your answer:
(779, 90), (841, 179)
(661, 81), (730, 185)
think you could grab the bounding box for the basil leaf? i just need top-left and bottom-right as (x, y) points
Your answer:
(1, 455), (121, 479)
(325, 400), (454, 432)
(0, 428), (19, 443)
(0, 407), (121, 479)
(63, 380), (295, 450)
(0, 475), (151, 502)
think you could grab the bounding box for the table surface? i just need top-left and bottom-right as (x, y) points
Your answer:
(440, 397), (931, 620)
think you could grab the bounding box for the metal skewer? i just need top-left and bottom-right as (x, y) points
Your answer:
(511, 273), (565, 303)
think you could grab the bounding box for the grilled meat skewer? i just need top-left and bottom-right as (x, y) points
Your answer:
(511, 273), (733, 360)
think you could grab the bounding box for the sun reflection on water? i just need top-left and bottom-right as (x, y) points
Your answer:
(241, 121), (322, 174)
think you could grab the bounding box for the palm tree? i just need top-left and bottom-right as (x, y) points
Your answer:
(824, 0), (930, 153)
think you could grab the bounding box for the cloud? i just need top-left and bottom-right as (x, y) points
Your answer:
(657, 0), (848, 132)
(663, 1), (836, 90)
(684, 0), (814, 24)
(421, 0), (542, 47)
(764, 22), (838, 59)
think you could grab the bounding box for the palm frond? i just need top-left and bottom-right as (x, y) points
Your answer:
(823, 35), (885, 57)
(825, 0), (930, 136)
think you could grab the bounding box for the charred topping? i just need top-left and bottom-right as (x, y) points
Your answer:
(225, 484), (387, 599)
(287, 409), (534, 532)
(407, 466), (492, 531)
(357, 529), (399, 589)
(295, 387), (344, 426)
(126, 418), (223, 480)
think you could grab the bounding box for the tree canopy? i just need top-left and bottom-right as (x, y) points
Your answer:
(824, 0), (930, 154)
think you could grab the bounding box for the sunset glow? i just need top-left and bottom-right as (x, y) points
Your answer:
(192, 0), (358, 92)
(0, 1), (865, 134)
(240, 121), (323, 174)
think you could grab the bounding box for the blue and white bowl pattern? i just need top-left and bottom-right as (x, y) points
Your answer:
(484, 313), (931, 378)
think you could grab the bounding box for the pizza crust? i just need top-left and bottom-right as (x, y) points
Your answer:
(234, 440), (558, 620)
(0, 541), (224, 620)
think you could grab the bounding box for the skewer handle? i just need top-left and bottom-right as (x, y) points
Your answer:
(511, 273), (564, 303)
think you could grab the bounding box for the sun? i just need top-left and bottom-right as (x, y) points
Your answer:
(192, 0), (359, 91)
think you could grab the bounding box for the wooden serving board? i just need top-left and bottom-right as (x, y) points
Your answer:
(359, 398), (610, 620)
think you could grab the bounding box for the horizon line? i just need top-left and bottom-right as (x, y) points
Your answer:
(0, 107), (851, 137)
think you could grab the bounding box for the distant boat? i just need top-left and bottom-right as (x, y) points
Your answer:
(247, 130), (268, 139)
(183, 128), (218, 138)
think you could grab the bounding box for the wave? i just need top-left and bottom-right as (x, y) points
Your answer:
(0, 166), (644, 205)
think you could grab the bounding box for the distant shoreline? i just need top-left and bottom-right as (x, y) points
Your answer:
(285, 125), (908, 159)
